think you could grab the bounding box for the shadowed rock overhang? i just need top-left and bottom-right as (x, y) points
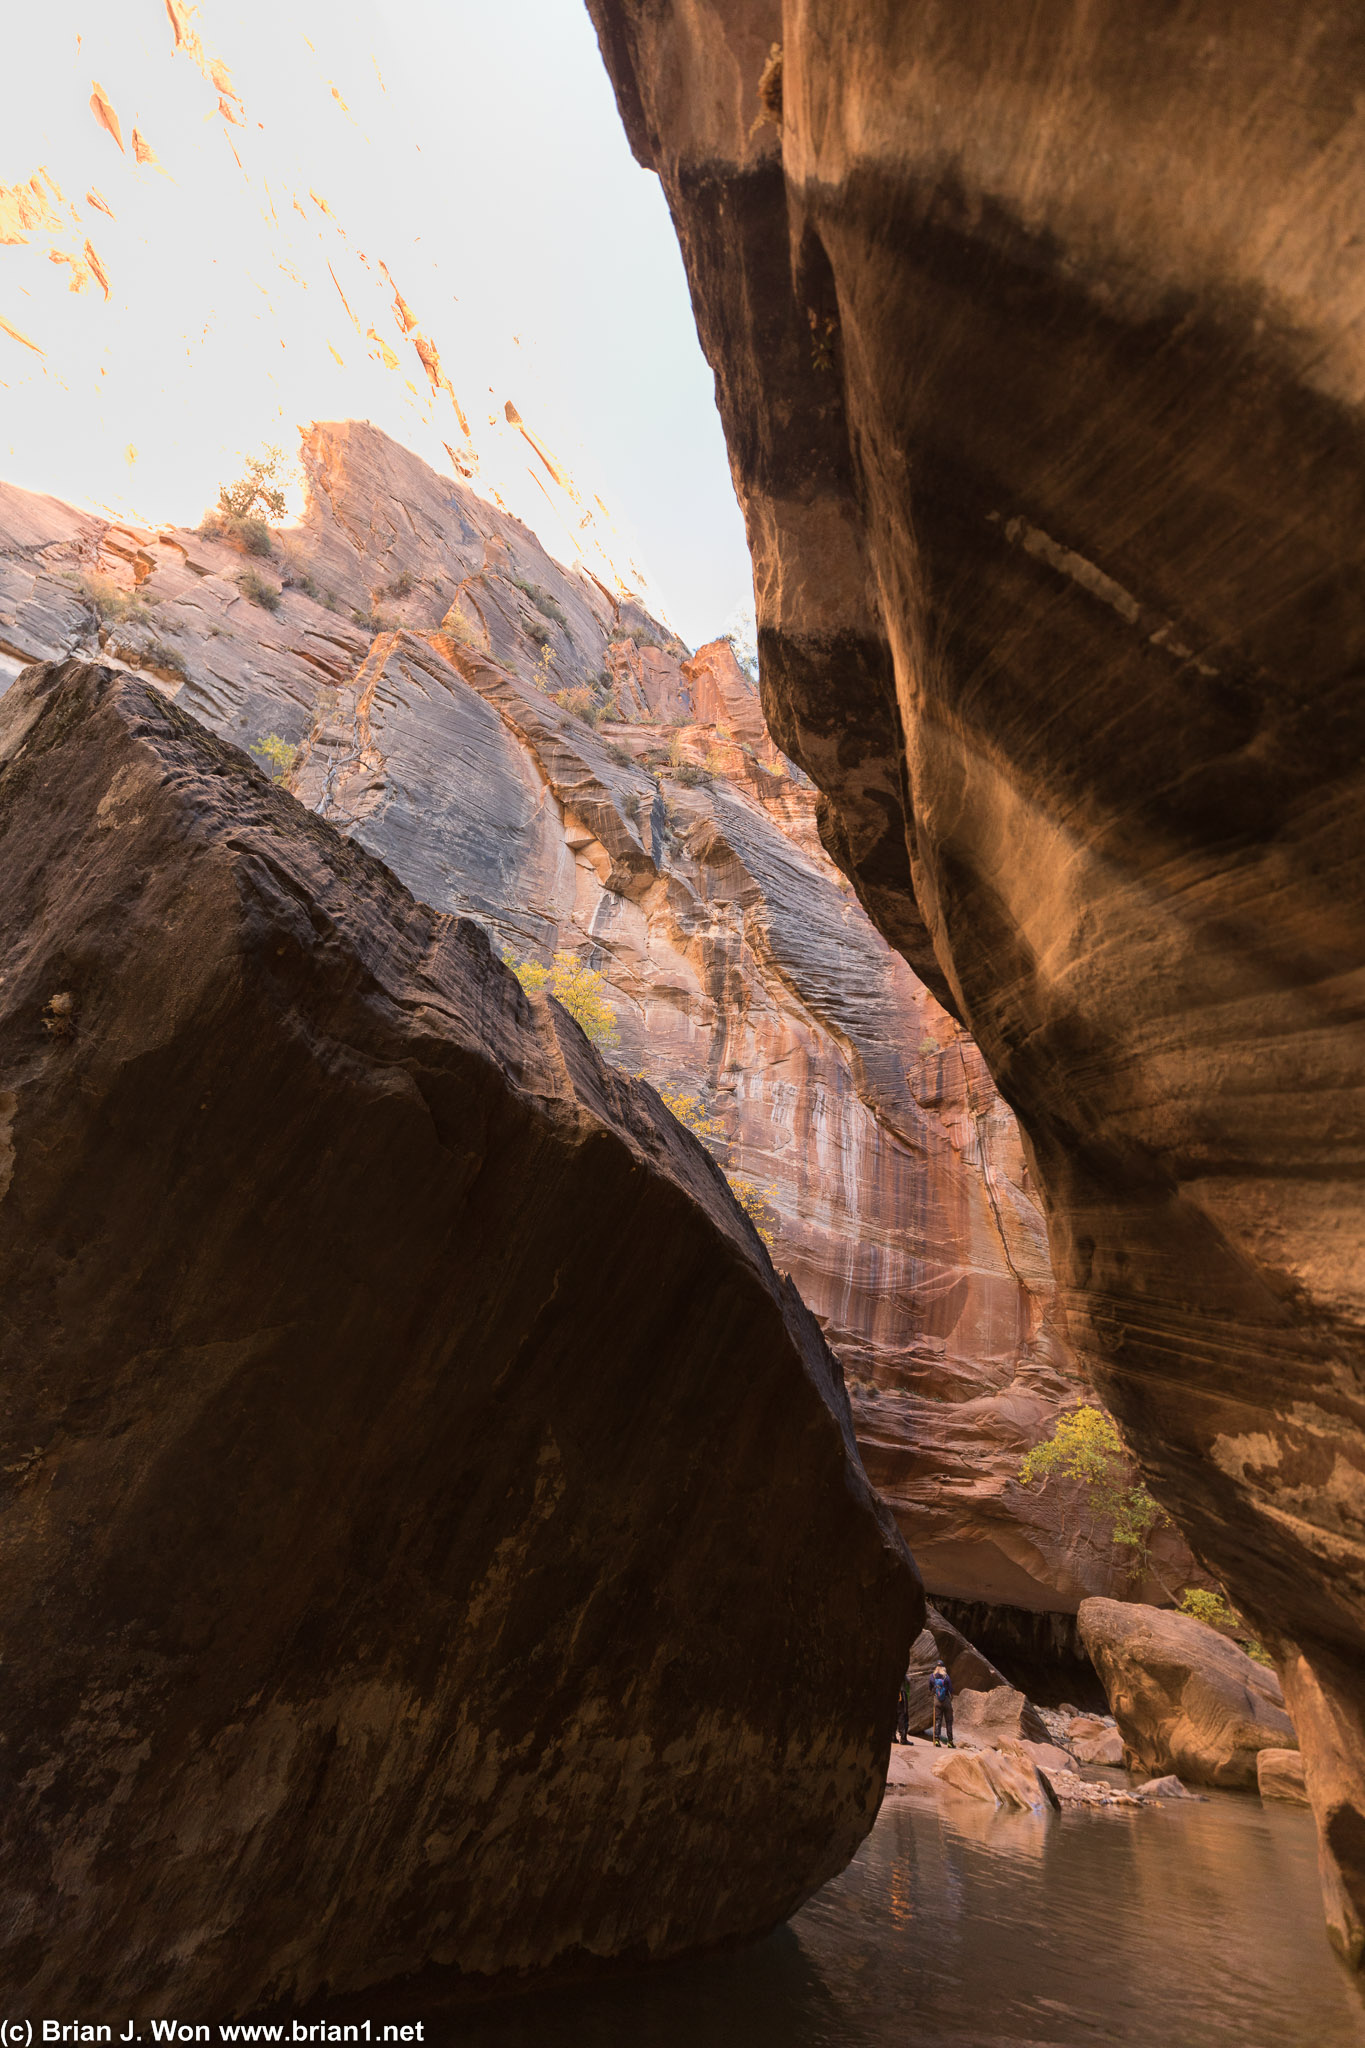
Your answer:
(586, 0), (1365, 1967)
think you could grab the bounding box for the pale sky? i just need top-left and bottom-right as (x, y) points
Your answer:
(0, 0), (754, 648)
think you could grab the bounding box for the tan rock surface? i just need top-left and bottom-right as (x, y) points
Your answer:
(932, 1746), (1055, 1812)
(953, 1685), (1050, 1748)
(587, 0), (1365, 1961)
(1070, 1727), (1126, 1768)
(1134, 1777), (1202, 1802)
(1079, 1599), (1296, 1789)
(1013, 1738), (1080, 1779)
(1258, 1749), (1311, 1805)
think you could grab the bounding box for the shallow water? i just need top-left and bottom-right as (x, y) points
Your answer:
(443, 1783), (1365, 2048)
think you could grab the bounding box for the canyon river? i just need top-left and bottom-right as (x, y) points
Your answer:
(448, 1783), (1364, 2048)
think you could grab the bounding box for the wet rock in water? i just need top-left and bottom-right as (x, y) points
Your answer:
(1258, 1749), (1311, 1806)
(586, 0), (1365, 1964)
(1014, 1738), (1080, 1779)
(0, 658), (920, 2014)
(1134, 1776), (1203, 1802)
(932, 1746), (1054, 1812)
(953, 1684), (1050, 1747)
(1079, 1600), (1296, 1789)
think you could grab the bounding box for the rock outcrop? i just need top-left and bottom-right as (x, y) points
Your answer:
(586, 0), (1365, 1962)
(953, 1685), (1050, 1750)
(1066, 1717), (1126, 1768)
(0, 656), (918, 2012)
(931, 1746), (1057, 1813)
(0, 433), (1200, 1621)
(1079, 1600), (1296, 1790)
(1259, 1750), (1311, 1806)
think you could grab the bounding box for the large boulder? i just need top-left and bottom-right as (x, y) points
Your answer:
(1258, 1750), (1311, 1806)
(932, 1746), (1056, 1812)
(586, 0), (1365, 1963)
(1079, 1599), (1295, 1788)
(0, 659), (920, 2013)
(953, 1685), (1050, 1748)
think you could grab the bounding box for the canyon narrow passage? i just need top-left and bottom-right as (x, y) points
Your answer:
(0, 0), (1361, 2031)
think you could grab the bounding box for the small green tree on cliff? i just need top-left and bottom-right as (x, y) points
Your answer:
(204, 445), (291, 556)
(1019, 1405), (1170, 1580)
(218, 444), (289, 522)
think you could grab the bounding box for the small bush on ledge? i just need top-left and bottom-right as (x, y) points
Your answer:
(251, 732), (297, 781)
(239, 569), (281, 613)
(505, 948), (619, 1052)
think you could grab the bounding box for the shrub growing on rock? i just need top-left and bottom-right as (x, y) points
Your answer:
(250, 733), (297, 781)
(145, 640), (187, 679)
(656, 1084), (779, 1249)
(76, 573), (158, 628)
(215, 444), (288, 521)
(551, 687), (597, 726)
(239, 569), (281, 613)
(202, 445), (291, 556)
(1179, 1586), (1273, 1665)
(507, 950), (619, 1052)
(511, 576), (568, 632)
(1020, 1405), (1169, 1579)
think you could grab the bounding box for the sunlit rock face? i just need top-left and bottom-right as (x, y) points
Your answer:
(585, 0), (1365, 1963)
(0, 655), (917, 2012)
(0, 430), (1195, 1618)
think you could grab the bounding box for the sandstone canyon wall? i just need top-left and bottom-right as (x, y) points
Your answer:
(0, 654), (918, 2011)
(585, 0), (1365, 1965)
(0, 427), (1193, 1617)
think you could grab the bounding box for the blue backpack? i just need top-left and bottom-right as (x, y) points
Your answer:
(931, 1669), (952, 1702)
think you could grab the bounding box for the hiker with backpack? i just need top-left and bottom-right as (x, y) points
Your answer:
(931, 1660), (955, 1746)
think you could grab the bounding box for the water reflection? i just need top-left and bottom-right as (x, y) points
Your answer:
(438, 1789), (1364, 2048)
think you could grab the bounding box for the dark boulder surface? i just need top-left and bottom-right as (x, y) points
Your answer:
(0, 658), (920, 2012)
(587, 0), (1365, 1963)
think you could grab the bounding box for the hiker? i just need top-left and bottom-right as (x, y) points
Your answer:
(896, 1673), (912, 1745)
(931, 1661), (954, 1747)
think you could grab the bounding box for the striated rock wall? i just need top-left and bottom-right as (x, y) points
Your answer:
(585, 0), (1365, 1962)
(0, 427), (1191, 1616)
(0, 655), (917, 2010)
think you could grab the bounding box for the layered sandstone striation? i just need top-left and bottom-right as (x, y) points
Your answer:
(0, 656), (918, 2011)
(586, 0), (1365, 1960)
(0, 429), (1197, 1618)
